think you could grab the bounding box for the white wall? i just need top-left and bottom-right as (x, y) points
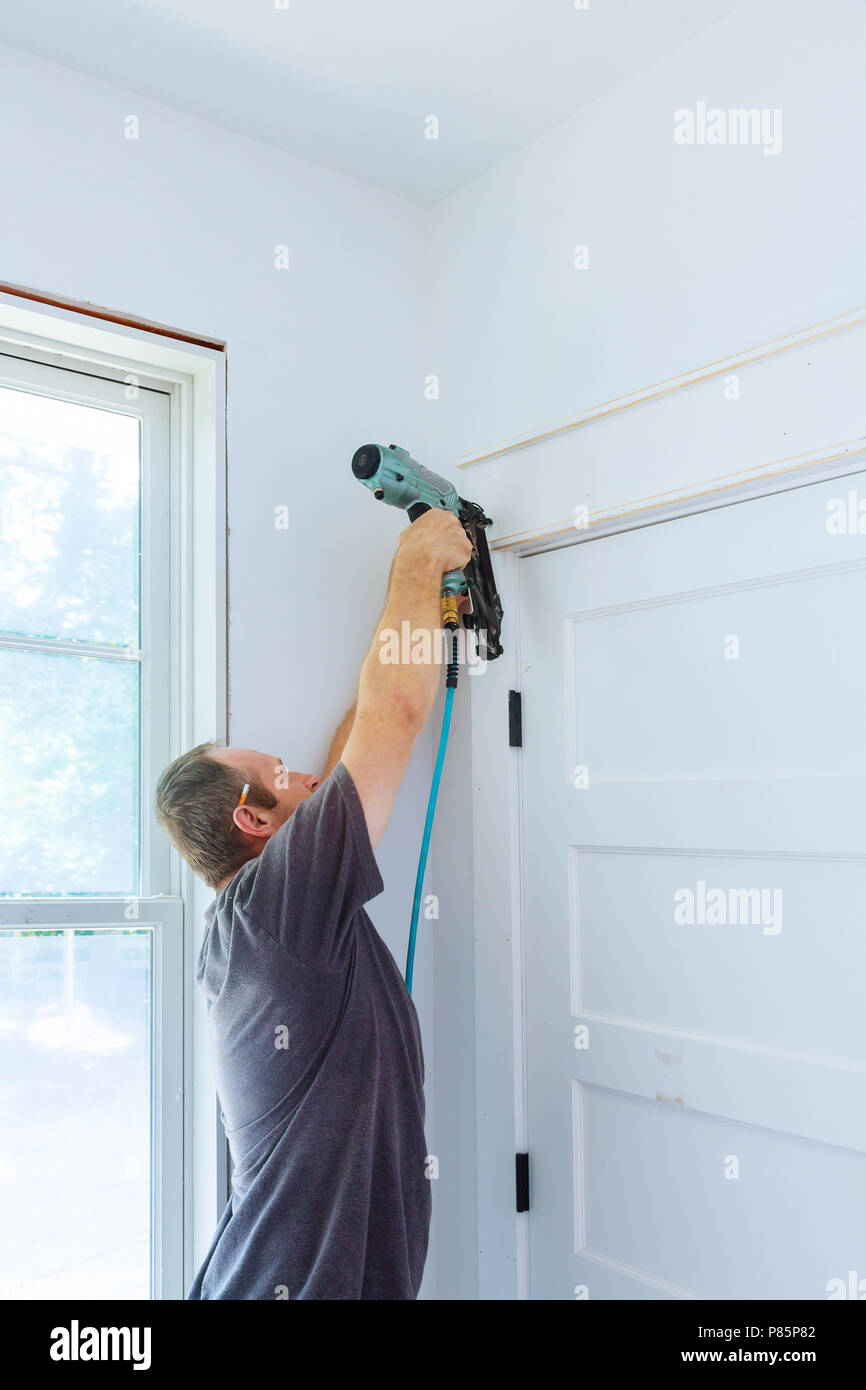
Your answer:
(430, 0), (866, 478)
(427, 0), (866, 1297)
(0, 41), (441, 1293)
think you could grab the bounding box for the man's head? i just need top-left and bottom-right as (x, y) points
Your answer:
(155, 742), (320, 891)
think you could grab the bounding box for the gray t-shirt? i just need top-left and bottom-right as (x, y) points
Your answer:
(187, 760), (431, 1300)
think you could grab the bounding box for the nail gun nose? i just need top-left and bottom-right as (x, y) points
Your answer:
(351, 444), (380, 478)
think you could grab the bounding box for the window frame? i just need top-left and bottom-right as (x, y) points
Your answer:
(0, 327), (208, 1299)
(0, 291), (227, 1294)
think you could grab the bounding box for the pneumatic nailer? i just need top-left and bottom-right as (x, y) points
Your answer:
(351, 443), (504, 661)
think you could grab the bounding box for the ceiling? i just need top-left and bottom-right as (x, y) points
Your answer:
(0, 0), (744, 203)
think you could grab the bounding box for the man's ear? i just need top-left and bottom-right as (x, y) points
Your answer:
(232, 803), (273, 839)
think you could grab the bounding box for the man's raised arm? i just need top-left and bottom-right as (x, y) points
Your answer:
(340, 509), (471, 850)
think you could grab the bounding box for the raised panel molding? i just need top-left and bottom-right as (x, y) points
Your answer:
(454, 306), (866, 553)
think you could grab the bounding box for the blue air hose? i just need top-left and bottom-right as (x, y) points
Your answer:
(405, 628), (459, 994)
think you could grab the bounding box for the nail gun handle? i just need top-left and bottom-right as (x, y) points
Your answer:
(406, 501), (467, 597)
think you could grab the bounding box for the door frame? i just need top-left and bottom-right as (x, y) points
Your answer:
(469, 445), (866, 1301)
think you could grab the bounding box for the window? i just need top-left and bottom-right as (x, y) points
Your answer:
(0, 342), (183, 1298)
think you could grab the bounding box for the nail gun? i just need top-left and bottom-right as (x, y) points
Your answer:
(351, 442), (505, 993)
(351, 443), (504, 661)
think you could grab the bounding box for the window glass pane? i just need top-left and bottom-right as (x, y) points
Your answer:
(0, 386), (140, 647)
(0, 649), (139, 896)
(0, 927), (151, 1299)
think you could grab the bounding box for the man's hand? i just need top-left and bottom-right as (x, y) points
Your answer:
(378, 513), (471, 621)
(395, 508), (472, 576)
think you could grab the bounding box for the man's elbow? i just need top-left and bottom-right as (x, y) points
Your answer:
(383, 687), (428, 738)
(356, 686), (427, 745)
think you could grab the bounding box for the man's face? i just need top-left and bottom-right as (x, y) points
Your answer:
(211, 746), (320, 830)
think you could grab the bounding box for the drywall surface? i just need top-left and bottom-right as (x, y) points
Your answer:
(0, 41), (438, 1293)
(426, 0), (866, 1298)
(429, 0), (866, 535)
(423, 670), (480, 1299)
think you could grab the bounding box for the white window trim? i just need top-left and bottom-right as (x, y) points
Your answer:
(0, 290), (227, 1296)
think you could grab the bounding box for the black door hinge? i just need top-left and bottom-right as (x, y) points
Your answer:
(508, 690), (522, 748)
(515, 1152), (530, 1212)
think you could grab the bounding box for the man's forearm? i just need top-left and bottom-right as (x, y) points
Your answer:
(338, 510), (470, 850)
(357, 548), (445, 733)
(323, 552), (441, 781)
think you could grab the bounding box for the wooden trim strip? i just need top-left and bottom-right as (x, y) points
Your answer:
(489, 436), (866, 550)
(457, 306), (866, 470)
(0, 280), (225, 350)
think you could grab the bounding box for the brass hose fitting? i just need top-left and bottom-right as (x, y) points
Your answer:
(441, 593), (459, 630)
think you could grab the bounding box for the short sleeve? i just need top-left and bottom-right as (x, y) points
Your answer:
(241, 760), (384, 971)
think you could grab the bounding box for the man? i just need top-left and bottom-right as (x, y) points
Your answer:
(155, 508), (472, 1300)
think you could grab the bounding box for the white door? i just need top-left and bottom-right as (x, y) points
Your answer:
(519, 472), (866, 1300)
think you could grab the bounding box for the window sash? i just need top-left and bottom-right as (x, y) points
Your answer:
(0, 347), (173, 897)
(0, 894), (184, 1299)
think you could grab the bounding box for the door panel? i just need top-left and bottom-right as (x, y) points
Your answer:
(519, 474), (866, 1299)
